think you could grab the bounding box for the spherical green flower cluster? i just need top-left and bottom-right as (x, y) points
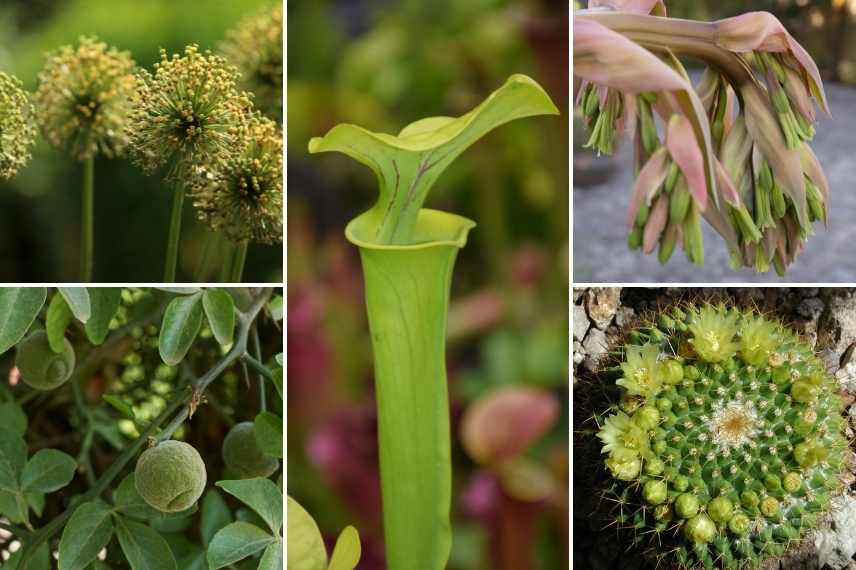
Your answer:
(127, 45), (252, 180)
(220, 4), (283, 123)
(34, 36), (136, 160)
(596, 304), (846, 569)
(189, 114), (282, 244)
(0, 72), (36, 179)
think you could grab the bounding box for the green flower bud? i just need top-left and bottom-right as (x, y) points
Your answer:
(728, 513), (750, 536)
(764, 474), (782, 492)
(660, 359), (684, 385)
(633, 406), (660, 430)
(740, 490), (760, 509)
(683, 365), (700, 381)
(707, 497), (733, 524)
(654, 503), (673, 522)
(644, 458), (665, 476)
(783, 472), (802, 493)
(672, 475), (689, 493)
(790, 380), (818, 403)
(606, 453), (641, 481)
(683, 514), (716, 544)
(222, 422), (280, 478)
(643, 480), (668, 505)
(135, 440), (207, 513)
(15, 331), (75, 391)
(760, 496), (780, 518)
(675, 493), (700, 519)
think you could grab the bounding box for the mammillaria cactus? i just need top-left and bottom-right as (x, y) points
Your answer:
(595, 304), (847, 569)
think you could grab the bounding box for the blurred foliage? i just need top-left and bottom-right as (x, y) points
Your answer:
(0, 0), (282, 281)
(288, 0), (568, 568)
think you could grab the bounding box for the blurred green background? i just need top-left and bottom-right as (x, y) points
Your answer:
(0, 0), (282, 282)
(288, 0), (569, 568)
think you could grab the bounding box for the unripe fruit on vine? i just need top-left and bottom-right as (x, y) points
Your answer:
(594, 304), (847, 569)
(135, 440), (207, 513)
(15, 331), (75, 390)
(222, 421), (279, 478)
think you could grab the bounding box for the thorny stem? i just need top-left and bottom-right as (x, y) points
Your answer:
(17, 288), (272, 567)
(164, 181), (186, 283)
(80, 156), (94, 282)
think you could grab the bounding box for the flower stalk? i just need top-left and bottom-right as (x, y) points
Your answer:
(80, 156), (95, 281)
(309, 75), (558, 569)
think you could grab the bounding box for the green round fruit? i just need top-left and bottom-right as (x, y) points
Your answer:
(135, 440), (206, 513)
(222, 421), (279, 478)
(675, 493), (700, 519)
(16, 331), (75, 390)
(684, 514), (716, 543)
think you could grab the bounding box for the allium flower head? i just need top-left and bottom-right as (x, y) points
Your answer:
(127, 45), (252, 180)
(34, 36), (136, 160)
(220, 4), (283, 123)
(190, 114), (282, 244)
(0, 72), (36, 179)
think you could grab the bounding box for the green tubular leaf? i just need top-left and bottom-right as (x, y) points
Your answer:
(206, 521), (275, 569)
(202, 289), (235, 346)
(346, 209), (474, 570)
(0, 288), (47, 355)
(84, 288), (122, 345)
(58, 501), (114, 570)
(158, 292), (203, 366)
(329, 526), (362, 570)
(21, 449), (77, 493)
(114, 516), (178, 570)
(254, 411), (283, 459)
(46, 293), (73, 354)
(216, 478), (282, 534)
(58, 288), (91, 323)
(309, 74), (557, 244)
(286, 497), (326, 570)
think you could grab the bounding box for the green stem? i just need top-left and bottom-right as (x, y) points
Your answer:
(80, 156), (94, 282)
(193, 233), (216, 282)
(16, 289), (272, 566)
(242, 353), (273, 382)
(230, 241), (249, 282)
(250, 326), (266, 413)
(219, 239), (234, 283)
(164, 182), (185, 283)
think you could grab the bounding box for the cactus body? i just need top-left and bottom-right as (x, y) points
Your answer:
(596, 304), (847, 569)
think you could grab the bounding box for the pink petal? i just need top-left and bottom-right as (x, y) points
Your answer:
(573, 18), (689, 94)
(642, 193), (669, 254)
(589, 0), (666, 15)
(666, 115), (708, 211)
(783, 65), (815, 122)
(714, 159), (740, 205)
(626, 146), (669, 226)
(713, 12), (829, 114)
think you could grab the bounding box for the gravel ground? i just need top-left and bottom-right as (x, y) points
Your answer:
(572, 83), (856, 283)
(572, 287), (856, 570)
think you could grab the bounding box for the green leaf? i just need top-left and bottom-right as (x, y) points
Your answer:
(58, 288), (91, 323)
(254, 412), (283, 459)
(216, 479), (282, 534)
(274, 353), (283, 366)
(102, 395), (137, 421)
(112, 474), (194, 522)
(0, 288), (47, 355)
(0, 402), (27, 436)
(177, 551), (206, 570)
(155, 287), (200, 294)
(21, 449), (77, 493)
(26, 491), (45, 516)
(5, 542), (50, 570)
(202, 289), (235, 346)
(158, 292), (203, 366)
(287, 497), (326, 570)
(114, 516), (178, 570)
(271, 367), (283, 400)
(0, 428), (28, 492)
(46, 293), (74, 353)
(200, 489), (232, 547)
(206, 522), (275, 569)
(329, 526), (362, 570)
(308, 74), (558, 244)
(84, 288), (122, 345)
(267, 296), (283, 321)
(257, 540), (283, 570)
(58, 501), (114, 570)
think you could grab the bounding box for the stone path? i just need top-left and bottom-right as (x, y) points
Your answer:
(573, 82), (856, 283)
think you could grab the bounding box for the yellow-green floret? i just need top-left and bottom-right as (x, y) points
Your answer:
(596, 304), (847, 569)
